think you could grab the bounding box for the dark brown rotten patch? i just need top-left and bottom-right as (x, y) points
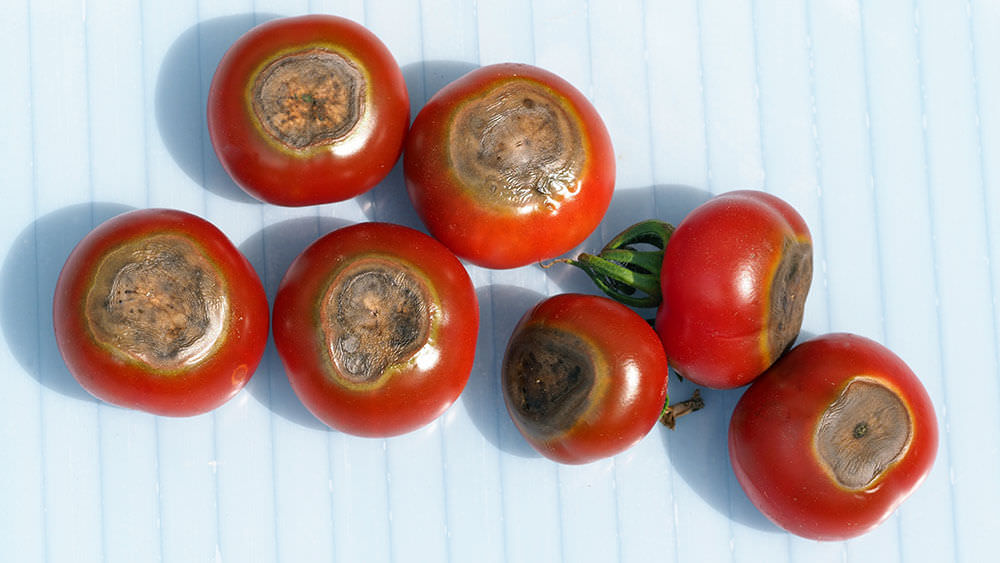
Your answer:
(322, 263), (431, 383)
(767, 237), (812, 361)
(86, 235), (227, 369)
(251, 48), (365, 149)
(449, 81), (585, 210)
(503, 326), (596, 436)
(814, 378), (912, 490)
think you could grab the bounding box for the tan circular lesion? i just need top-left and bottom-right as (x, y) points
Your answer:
(503, 326), (596, 437)
(86, 235), (228, 370)
(449, 81), (585, 210)
(321, 262), (433, 384)
(814, 378), (912, 490)
(251, 48), (365, 149)
(766, 237), (813, 361)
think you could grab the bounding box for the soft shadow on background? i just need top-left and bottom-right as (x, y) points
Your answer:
(354, 60), (480, 230)
(544, 184), (713, 295)
(660, 380), (779, 534)
(462, 284), (546, 459)
(401, 59), (479, 108)
(156, 13), (279, 203)
(1, 203), (133, 403)
(238, 215), (352, 431)
(661, 328), (818, 534)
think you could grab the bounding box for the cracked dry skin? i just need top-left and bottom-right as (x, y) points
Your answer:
(322, 264), (431, 383)
(251, 48), (365, 149)
(766, 237), (812, 361)
(504, 326), (596, 437)
(814, 378), (912, 490)
(86, 235), (227, 370)
(449, 81), (585, 210)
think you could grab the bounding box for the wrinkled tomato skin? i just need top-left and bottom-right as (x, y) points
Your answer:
(272, 222), (478, 437)
(655, 190), (812, 389)
(53, 209), (270, 417)
(404, 63), (615, 269)
(207, 15), (409, 206)
(728, 333), (939, 541)
(503, 294), (669, 464)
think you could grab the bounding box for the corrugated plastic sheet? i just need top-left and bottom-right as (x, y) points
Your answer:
(1, 1), (997, 561)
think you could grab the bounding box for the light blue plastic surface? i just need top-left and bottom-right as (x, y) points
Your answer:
(1, 1), (997, 561)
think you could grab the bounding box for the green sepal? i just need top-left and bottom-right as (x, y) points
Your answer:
(549, 220), (674, 308)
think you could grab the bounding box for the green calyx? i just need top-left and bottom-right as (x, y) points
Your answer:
(546, 220), (674, 308)
(547, 218), (705, 430)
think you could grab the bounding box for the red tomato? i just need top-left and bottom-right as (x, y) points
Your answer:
(53, 209), (269, 416)
(207, 15), (409, 206)
(404, 63), (615, 269)
(729, 333), (939, 541)
(272, 222), (478, 437)
(502, 293), (669, 464)
(655, 190), (812, 389)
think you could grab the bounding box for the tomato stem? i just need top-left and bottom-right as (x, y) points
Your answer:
(659, 389), (704, 430)
(545, 220), (674, 308)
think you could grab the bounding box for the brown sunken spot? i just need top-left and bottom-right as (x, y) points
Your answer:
(767, 237), (812, 362)
(503, 326), (596, 437)
(252, 48), (365, 149)
(814, 378), (912, 490)
(449, 81), (585, 210)
(86, 235), (227, 370)
(322, 263), (431, 383)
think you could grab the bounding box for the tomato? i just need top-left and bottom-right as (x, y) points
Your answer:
(207, 15), (409, 206)
(404, 63), (615, 269)
(550, 190), (812, 388)
(655, 190), (812, 389)
(728, 333), (939, 541)
(53, 209), (269, 416)
(502, 293), (669, 464)
(272, 222), (478, 437)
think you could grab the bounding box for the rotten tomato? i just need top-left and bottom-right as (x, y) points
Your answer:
(502, 293), (672, 464)
(208, 15), (410, 206)
(729, 333), (938, 540)
(404, 63), (615, 269)
(558, 190), (813, 389)
(272, 222), (478, 437)
(53, 209), (269, 416)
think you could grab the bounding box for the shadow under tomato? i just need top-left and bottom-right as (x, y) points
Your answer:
(155, 13), (281, 204)
(1, 202), (134, 404)
(543, 184), (713, 297)
(660, 378), (779, 534)
(353, 60), (481, 231)
(460, 284), (546, 459)
(351, 152), (423, 231)
(401, 59), (479, 112)
(238, 215), (353, 431)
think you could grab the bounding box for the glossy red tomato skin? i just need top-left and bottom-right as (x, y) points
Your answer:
(272, 222), (479, 437)
(728, 333), (939, 541)
(404, 63), (615, 269)
(655, 190), (812, 389)
(207, 15), (409, 206)
(503, 294), (669, 464)
(53, 209), (269, 417)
